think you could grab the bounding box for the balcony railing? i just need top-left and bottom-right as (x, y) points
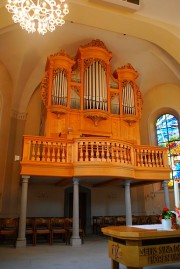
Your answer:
(20, 135), (170, 178)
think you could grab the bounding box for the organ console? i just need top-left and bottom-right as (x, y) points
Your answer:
(40, 39), (143, 144)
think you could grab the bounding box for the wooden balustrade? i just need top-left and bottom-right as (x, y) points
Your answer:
(22, 136), (168, 167)
(134, 145), (169, 168)
(21, 135), (170, 179)
(22, 136), (69, 163)
(76, 139), (132, 164)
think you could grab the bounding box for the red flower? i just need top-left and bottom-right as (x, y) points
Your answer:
(161, 207), (172, 219)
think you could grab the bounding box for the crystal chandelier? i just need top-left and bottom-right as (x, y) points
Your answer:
(5, 0), (69, 35)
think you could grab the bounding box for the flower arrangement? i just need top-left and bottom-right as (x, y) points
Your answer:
(159, 207), (173, 220)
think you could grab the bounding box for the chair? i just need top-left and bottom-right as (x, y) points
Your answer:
(93, 216), (104, 234)
(0, 218), (18, 246)
(50, 218), (67, 244)
(116, 216), (126, 226)
(65, 218), (85, 244)
(26, 218), (35, 245)
(34, 218), (51, 245)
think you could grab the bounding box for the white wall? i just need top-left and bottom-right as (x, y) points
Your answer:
(27, 183), (64, 217)
(26, 183), (156, 218)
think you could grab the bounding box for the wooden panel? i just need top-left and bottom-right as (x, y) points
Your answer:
(103, 226), (180, 268)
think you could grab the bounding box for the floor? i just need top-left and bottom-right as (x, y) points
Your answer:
(0, 235), (180, 269)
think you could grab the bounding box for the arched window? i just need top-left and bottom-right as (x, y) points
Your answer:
(156, 113), (180, 187)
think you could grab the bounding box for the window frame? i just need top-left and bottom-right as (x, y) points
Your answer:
(155, 113), (180, 187)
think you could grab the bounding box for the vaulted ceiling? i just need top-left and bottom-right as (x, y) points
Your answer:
(0, 0), (179, 113)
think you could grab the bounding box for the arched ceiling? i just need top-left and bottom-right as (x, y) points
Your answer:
(0, 0), (179, 113)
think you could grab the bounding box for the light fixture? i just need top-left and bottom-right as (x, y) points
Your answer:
(5, 0), (69, 35)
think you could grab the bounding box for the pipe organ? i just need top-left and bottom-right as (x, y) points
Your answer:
(41, 40), (143, 144)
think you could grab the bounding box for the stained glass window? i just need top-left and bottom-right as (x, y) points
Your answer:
(156, 114), (180, 187)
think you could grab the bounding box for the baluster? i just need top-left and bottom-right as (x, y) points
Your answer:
(106, 142), (110, 162)
(93, 142), (97, 159)
(31, 141), (36, 161)
(111, 142), (115, 162)
(151, 150), (155, 167)
(85, 141), (89, 161)
(144, 149), (148, 166)
(101, 142), (106, 162)
(156, 151), (160, 167)
(96, 142), (99, 160)
(126, 146), (130, 163)
(90, 142), (94, 161)
(47, 142), (51, 162)
(140, 149), (144, 166)
(119, 145), (123, 163)
(126, 146), (130, 164)
(36, 141), (41, 161)
(122, 145), (126, 163)
(26, 140), (31, 160)
(115, 143), (120, 163)
(124, 145), (129, 163)
(147, 150), (151, 167)
(154, 151), (158, 167)
(135, 149), (139, 166)
(52, 142), (56, 162)
(153, 150), (157, 166)
(41, 142), (46, 161)
(156, 151), (160, 166)
(79, 142), (83, 161)
(62, 143), (66, 162)
(57, 142), (60, 162)
(129, 147), (132, 164)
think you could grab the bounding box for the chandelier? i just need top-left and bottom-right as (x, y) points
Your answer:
(5, 0), (69, 35)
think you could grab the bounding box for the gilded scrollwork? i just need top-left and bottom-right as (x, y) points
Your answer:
(80, 39), (110, 53)
(136, 85), (143, 118)
(84, 58), (106, 71)
(120, 63), (135, 70)
(53, 68), (67, 78)
(50, 49), (73, 60)
(110, 92), (119, 101)
(40, 73), (49, 106)
(121, 80), (134, 88)
(84, 110), (109, 126)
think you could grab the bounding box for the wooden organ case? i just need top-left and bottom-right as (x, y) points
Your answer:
(41, 40), (143, 144)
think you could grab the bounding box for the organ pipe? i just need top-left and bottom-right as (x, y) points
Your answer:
(122, 82), (135, 115)
(84, 60), (107, 111)
(51, 60), (136, 116)
(52, 70), (68, 106)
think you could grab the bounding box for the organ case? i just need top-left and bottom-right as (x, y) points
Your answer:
(41, 39), (143, 144)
